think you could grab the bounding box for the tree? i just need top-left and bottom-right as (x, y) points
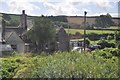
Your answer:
(2, 13), (11, 21)
(95, 13), (114, 28)
(2, 13), (11, 26)
(27, 16), (56, 52)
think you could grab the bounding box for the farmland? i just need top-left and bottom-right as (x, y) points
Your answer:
(1, 49), (119, 78)
(65, 28), (115, 34)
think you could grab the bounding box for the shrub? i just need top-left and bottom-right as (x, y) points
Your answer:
(102, 48), (120, 57)
(87, 33), (100, 41)
(1, 51), (118, 78)
(118, 44), (120, 49)
(97, 40), (115, 49)
(107, 35), (113, 40)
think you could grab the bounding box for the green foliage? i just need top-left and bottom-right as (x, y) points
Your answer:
(48, 16), (68, 22)
(102, 48), (120, 57)
(27, 17), (56, 52)
(2, 13), (19, 27)
(1, 51), (118, 78)
(85, 38), (90, 47)
(95, 14), (114, 28)
(118, 45), (120, 49)
(2, 13), (11, 21)
(107, 35), (113, 40)
(1, 53), (35, 78)
(114, 31), (120, 41)
(97, 39), (115, 49)
(65, 28), (114, 35)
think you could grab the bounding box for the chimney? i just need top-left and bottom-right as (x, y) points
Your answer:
(2, 16), (6, 41)
(22, 10), (25, 14)
(20, 10), (27, 30)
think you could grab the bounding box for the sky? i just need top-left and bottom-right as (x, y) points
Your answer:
(0, 0), (119, 17)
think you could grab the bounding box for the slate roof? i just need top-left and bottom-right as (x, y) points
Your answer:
(4, 27), (25, 36)
(56, 26), (65, 34)
(4, 31), (13, 41)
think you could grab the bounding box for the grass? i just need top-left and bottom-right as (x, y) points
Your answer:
(109, 26), (120, 29)
(65, 28), (115, 34)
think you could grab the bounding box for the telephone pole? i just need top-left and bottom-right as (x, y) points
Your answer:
(84, 11), (87, 51)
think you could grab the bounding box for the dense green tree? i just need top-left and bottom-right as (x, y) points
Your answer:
(2, 14), (10, 26)
(2, 13), (11, 21)
(95, 13), (114, 28)
(9, 19), (19, 26)
(2, 13), (19, 26)
(48, 16), (68, 22)
(27, 16), (56, 52)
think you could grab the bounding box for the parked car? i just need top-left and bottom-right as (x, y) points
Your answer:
(72, 46), (93, 52)
(0, 44), (13, 52)
(72, 47), (83, 52)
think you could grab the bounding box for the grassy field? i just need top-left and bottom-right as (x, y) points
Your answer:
(65, 28), (115, 34)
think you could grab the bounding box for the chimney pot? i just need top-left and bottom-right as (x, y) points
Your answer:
(22, 10), (25, 14)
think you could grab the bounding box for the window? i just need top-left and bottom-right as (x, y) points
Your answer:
(11, 45), (17, 50)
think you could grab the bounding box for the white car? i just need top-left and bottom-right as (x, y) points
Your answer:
(72, 47), (92, 52)
(0, 44), (13, 52)
(72, 47), (83, 53)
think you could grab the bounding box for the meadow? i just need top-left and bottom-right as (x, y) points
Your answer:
(1, 48), (119, 78)
(65, 28), (115, 34)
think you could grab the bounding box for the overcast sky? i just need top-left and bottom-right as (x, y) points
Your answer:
(0, 0), (119, 17)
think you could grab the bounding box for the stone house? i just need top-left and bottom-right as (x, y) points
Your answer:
(37, 27), (70, 52)
(1, 10), (29, 53)
(1, 10), (70, 53)
(4, 31), (25, 53)
(55, 27), (70, 51)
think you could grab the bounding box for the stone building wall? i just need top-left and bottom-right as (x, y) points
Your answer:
(56, 27), (70, 51)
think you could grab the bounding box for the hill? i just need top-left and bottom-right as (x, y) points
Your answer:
(0, 12), (119, 29)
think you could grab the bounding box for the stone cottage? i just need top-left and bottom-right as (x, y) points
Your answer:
(1, 10), (30, 53)
(55, 27), (70, 51)
(1, 10), (70, 53)
(45, 27), (70, 52)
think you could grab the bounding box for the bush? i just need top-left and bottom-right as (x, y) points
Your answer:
(87, 33), (114, 41)
(107, 35), (113, 40)
(102, 48), (120, 57)
(97, 40), (115, 49)
(118, 44), (120, 49)
(1, 51), (118, 78)
(87, 33), (100, 41)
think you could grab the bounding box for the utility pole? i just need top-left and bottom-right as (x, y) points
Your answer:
(84, 11), (87, 51)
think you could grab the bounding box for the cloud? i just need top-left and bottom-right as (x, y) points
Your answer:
(1, 0), (41, 15)
(43, 2), (79, 16)
(0, 0), (118, 17)
(64, 0), (111, 9)
(43, 0), (113, 16)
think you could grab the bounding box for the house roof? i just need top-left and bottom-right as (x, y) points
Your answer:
(4, 31), (13, 40)
(5, 30), (24, 43)
(56, 26), (65, 34)
(4, 27), (25, 35)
